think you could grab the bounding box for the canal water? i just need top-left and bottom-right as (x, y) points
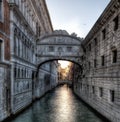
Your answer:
(9, 85), (107, 122)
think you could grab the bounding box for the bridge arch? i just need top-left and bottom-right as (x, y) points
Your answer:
(36, 30), (84, 67)
(36, 58), (83, 79)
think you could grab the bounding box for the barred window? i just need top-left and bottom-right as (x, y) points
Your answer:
(49, 46), (54, 52)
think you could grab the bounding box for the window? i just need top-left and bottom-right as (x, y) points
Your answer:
(18, 68), (20, 78)
(49, 46), (54, 52)
(113, 15), (119, 31)
(0, 40), (2, 61)
(36, 22), (38, 35)
(84, 49), (86, 54)
(88, 43), (91, 51)
(67, 47), (72, 52)
(14, 29), (17, 55)
(112, 49), (117, 63)
(0, 0), (3, 21)
(94, 38), (97, 46)
(102, 28), (106, 40)
(99, 87), (103, 97)
(87, 85), (89, 91)
(58, 47), (63, 52)
(14, 67), (17, 78)
(92, 86), (95, 94)
(88, 62), (91, 69)
(109, 90), (115, 102)
(101, 55), (105, 66)
(80, 83), (82, 90)
(94, 59), (97, 68)
(38, 26), (41, 36)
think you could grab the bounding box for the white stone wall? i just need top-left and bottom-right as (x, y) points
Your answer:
(74, 1), (120, 122)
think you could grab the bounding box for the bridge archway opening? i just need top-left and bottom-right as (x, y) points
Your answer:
(37, 59), (82, 69)
(36, 59), (83, 79)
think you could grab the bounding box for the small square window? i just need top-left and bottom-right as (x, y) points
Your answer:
(49, 46), (54, 52)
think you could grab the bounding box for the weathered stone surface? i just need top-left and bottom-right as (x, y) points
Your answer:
(73, 0), (120, 122)
(37, 30), (83, 65)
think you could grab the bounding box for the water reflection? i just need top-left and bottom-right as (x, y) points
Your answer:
(53, 86), (75, 122)
(9, 85), (105, 122)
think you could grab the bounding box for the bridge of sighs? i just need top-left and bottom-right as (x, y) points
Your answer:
(36, 30), (84, 69)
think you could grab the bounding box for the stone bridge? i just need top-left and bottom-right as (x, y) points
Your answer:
(36, 30), (84, 67)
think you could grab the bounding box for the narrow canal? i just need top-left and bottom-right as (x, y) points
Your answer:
(9, 85), (107, 122)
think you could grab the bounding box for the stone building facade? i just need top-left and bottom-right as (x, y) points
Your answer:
(8, 0), (57, 114)
(1, 0), (120, 122)
(0, 0), (58, 121)
(73, 0), (120, 122)
(0, 0), (11, 121)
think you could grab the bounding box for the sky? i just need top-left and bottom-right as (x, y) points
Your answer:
(46, 0), (110, 38)
(58, 60), (70, 69)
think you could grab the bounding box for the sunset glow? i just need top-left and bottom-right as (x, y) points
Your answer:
(58, 60), (70, 69)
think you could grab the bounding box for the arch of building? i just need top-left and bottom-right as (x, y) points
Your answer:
(36, 30), (84, 74)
